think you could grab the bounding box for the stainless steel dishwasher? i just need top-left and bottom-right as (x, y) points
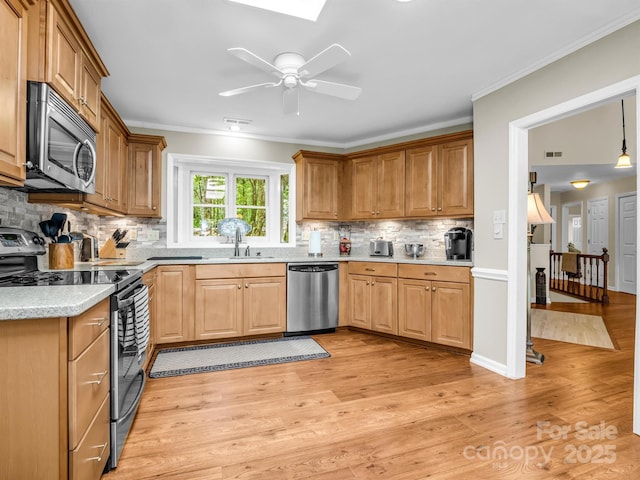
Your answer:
(286, 263), (339, 335)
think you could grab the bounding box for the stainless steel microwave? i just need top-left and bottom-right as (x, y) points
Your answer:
(24, 81), (97, 193)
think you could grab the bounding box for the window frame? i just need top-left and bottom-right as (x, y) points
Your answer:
(167, 153), (296, 248)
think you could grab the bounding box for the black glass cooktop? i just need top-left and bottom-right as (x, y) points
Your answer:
(0, 269), (141, 288)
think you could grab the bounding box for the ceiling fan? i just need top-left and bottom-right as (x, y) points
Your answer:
(219, 43), (362, 115)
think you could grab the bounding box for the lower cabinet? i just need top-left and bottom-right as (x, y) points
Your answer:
(195, 264), (287, 339)
(348, 262), (398, 335)
(155, 265), (195, 344)
(397, 264), (472, 350)
(0, 298), (111, 480)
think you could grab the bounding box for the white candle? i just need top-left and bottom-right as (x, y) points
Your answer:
(309, 231), (322, 254)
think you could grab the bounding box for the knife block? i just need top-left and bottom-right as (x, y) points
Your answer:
(49, 243), (75, 269)
(98, 238), (125, 259)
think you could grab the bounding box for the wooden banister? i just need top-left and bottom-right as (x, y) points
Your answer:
(549, 248), (609, 303)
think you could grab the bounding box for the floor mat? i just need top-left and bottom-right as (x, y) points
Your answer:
(531, 309), (614, 349)
(149, 336), (330, 378)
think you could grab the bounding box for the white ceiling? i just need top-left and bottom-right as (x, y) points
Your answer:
(68, 0), (640, 148)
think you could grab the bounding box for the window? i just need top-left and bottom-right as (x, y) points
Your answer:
(167, 154), (295, 247)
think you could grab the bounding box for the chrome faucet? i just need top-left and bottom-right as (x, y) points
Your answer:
(234, 226), (242, 257)
(245, 245), (250, 257)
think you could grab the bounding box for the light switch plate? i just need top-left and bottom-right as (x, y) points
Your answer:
(493, 209), (506, 224)
(493, 223), (504, 239)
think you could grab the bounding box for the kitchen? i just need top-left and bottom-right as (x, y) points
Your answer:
(2, 0), (640, 478)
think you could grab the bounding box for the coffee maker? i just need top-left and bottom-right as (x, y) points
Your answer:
(445, 227), (473, 260)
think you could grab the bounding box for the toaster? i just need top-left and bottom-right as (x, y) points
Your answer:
(369, 238), (394, 257)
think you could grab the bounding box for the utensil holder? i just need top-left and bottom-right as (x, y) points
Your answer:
(49, 243), (74, 270)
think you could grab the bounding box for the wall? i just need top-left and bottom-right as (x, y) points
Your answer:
(472, 19), (640, 371)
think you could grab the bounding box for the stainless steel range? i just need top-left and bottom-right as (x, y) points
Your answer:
(0, 226), (148, 472)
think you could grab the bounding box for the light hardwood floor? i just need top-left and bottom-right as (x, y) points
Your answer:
(102, 292), (639, 479)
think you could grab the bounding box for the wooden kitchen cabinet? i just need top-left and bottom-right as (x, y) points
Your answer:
(86, 93), (129, 212)
(348, 262), (398, 334)
(293, 150), (345, 221)
(397, 264), (472, 350)
(194, 263), (286, 339)
(405, 135), (473, 217)
(155, 265), (195, 344)
(0, 0), (28, 187)
(128, 133), (167, 217)
(351, 151), (405, 219)
(0, 297), (111, 480)
(142, 268), (157, 369)
(27, 0), (107, 131)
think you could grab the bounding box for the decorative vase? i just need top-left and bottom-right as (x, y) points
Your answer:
(535, 267), (547, 305)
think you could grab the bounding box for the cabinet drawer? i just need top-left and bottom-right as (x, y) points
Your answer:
(69, 298), (110, 359)
(398, 264), (470, 283)
(70, 393), (110, 480)
(196, 263), (286, 279)
(69, 328), (110, 449)
(348, 262), (397, 277)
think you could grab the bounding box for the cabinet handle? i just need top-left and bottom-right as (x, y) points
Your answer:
(365, 268), (375, 272)
(424, 272), (437, 276)
(88, 443), (108, 462)
(87, 316), (108, 327)
(87, 371), (108, 385)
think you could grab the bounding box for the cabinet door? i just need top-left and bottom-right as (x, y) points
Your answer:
(85, 108), (108, 207)
(104, 119), (127, 212)
(0, 0), (27, 186)
(195, 279), (242, 339)
(370, 276), (397, 334)
(348, 274), (371, 328)
(376, 151), (405, 218)
(351, 156), (377, 219)
(302, 158), (339, 220)
(405, 146), (437, 217)
(156, 266), (194, 343)
(431, 281), (471, 349)
(243, 277), (286, 335)
(48, 6), (81, 107)
(128, 140), (162, 217)
(398, 278), (432, 341)
(438, 139), (473, 216)
(79, 54), (101, 130)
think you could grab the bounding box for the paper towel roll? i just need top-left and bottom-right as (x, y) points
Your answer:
(309, 231), (322, 254)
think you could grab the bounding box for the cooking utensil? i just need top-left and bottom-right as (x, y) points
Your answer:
(404, 243), (425, 259)
(51, 213), (67, 237)
(39, 220), (57, 242)
(116, 242), (130, 249)
(57, 220), (72, 243)
(112, 229), (122, 242)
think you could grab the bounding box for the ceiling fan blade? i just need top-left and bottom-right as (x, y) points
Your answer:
(298, 44), (351, 78)
(302, 79), (362, 100)
(219, 81), (281, 97)
(227, 47), (283, 78)
(282, 88), (299, 115)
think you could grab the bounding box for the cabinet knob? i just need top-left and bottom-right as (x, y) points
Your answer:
(371, 281), (375, 285)
(437, 207), (442, 211)
(245, 283), (249, 288)
(152, 206), (157, 210)
(371, 211), (376, 215)
(237, 284), (241, 289)
(375, 211), (380, 215)
(431, 207), (436, 211)
(366, 281), (370, 286)
(432, 287), (436, 292)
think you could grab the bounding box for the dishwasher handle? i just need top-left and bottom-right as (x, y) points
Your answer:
(288, 264), (338, 273)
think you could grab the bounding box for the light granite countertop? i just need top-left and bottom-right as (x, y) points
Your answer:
(0, 255), (472, 321)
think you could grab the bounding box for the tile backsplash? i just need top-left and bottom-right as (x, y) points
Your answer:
(1, 187), (473, 259)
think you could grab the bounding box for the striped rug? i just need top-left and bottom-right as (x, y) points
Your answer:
(149, 336), (330, 378)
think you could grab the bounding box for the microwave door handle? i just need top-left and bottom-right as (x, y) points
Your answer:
(72, 139), (97, 188)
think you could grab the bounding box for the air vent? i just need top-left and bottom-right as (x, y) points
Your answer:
(223, 117), (252, 132)
(544, 151), (563, 158)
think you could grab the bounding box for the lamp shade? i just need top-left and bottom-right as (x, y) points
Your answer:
(615, 152), (632, 169)
(527, 193), (555, 225)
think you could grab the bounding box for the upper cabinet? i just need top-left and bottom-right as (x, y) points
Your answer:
(0, 0), (29, 186)
(293, 151), (345, 221)
(128, 134), (167, 218)
(26, 0), (108, 131)
(294, 130), (473, 222)
(405, 135), (474, 217)
(351, 151), (405, 219)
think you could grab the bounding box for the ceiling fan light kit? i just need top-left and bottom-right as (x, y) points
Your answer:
(219, 43), (362, 115)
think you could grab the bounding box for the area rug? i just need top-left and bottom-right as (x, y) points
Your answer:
(149, 336), (330, 378)
(531, 309), (615, 349)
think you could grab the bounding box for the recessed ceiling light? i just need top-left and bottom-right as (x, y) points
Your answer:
(228, 0), (327, 21)
(223, 117), (252, 132)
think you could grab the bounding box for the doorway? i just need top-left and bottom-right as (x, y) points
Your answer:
(507, 75), (640, 435)
(562, 201), (583, 252)
(617, 193), (637, 294)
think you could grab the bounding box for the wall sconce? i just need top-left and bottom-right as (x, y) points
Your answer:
(615, 99), (632, 169)
(570, 180), (590, 189)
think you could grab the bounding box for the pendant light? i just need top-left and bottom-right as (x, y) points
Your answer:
(615, 99), (632, 169)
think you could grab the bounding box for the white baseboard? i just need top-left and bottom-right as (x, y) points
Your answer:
(470, 353), (508, 377)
